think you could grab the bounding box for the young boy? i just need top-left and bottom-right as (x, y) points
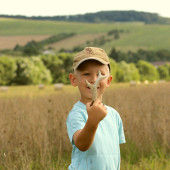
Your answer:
(67, 47), (126, 170)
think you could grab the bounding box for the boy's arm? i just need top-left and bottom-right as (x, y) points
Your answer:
(73, 99), (107, 151)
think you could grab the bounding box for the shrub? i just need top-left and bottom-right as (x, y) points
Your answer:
(109, 58), (117, 82)
(41, 54), (63, 83)
(116, 61), (140, 82)
(136, 60), (159, 82)
(157, 63), (170, 80)
(41, 53), (74, 84)
(57, 53), (74, 84)
(12, 57), (52, 85)
(0, 56), (17, 85)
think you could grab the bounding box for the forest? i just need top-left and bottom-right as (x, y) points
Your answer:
(1, 10), (170, 24)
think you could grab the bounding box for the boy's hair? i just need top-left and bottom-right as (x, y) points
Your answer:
(73, 47), (110, 72)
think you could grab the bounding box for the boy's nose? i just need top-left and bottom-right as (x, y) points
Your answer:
(90, 75), (98, 84)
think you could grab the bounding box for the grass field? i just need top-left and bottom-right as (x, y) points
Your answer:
(1, 18), (170, 53)
(0, 18), (143, 35)
(0, 82), (170, 169)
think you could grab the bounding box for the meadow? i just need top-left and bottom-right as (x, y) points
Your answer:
(0, 82), (170, 170)
(1, 18), (170, 53)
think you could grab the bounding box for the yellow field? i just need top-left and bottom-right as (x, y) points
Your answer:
(0, 82), (170, 169)
(46, 33), (105, 51)
(0, 33), (105, 52)
(0, 35), (51, 50)
(0, 83), (130, 98)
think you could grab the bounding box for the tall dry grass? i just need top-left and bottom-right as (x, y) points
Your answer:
(104, 83), (170, 164)
(0, 92), (79, 169)
(0, 83), (170, 169)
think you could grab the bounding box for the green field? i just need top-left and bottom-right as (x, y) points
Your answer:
(0, 18), (144, 35)
(1, 18), (170, 52)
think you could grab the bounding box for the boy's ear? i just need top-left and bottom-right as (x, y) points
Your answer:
(106, 75), (113, 88)
(69, 73), (77, 87)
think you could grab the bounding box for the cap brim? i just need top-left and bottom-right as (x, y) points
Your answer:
(74, 57), (109, 71)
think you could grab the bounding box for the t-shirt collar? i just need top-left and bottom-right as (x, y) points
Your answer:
(77, 101), (86, 110)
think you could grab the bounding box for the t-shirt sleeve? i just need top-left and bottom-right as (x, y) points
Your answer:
(66, 110), (86, 145)
(115, 111), (126, 144)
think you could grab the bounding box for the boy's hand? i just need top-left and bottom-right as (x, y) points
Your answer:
(86, 99), (107, 126)
(73, 99), (107, 151)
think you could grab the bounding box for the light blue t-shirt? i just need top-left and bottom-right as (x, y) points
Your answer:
(66, 101), (126, 170)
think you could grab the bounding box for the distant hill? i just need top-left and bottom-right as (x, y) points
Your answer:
(1, 19), (170, 53)
(1, 10), (170, 24)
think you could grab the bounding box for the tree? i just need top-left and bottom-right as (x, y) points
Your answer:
(23, 41), (40, 56)
(12, 57), (52, 85)
(41, 54), (64, 83)
(58, 53), (74, 84)
(41, 53), (74, 84)
(157, 63), (170, 80)
(13, 44), (22, 51)
(136, 60), (159, 82)
(109, 48), (119, 61)
(108, 29), (119, 36)
(109, 58), (117, 82)
(73, 46), (84, 52)
(116, 61), (140, 82)
(0, 56), (17, 85)
(114, 32), (120, 39)
(129, 63), (141, 81)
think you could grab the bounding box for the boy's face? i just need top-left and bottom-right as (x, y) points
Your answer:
(69, 60), (112, 104)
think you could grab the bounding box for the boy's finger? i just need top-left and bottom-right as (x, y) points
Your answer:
(86, 102), (93, 108)
(93, 99), (101, 105)
(90, 101), (94, 106)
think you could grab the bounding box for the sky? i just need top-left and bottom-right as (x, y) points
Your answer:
(1, 0), (170, 18)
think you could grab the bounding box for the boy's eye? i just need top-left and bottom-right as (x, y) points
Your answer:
(84, 73), (90, 76)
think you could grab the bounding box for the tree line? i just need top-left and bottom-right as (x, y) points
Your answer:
(0, 53), (170, 86)
(13, 33), (76, 55)
(0, 30), (124, 56)
(68, 29), (124, 53)
(109, 48), (170, 63)
(1, 10), (170, 24)
(2, 30), (170, 64)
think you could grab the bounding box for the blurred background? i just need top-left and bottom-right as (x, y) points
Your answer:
(0, 1), (170, 170)
(0, 0), (170, 86)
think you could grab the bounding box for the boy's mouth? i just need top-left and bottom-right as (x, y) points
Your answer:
(87, 86), (100, 89)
